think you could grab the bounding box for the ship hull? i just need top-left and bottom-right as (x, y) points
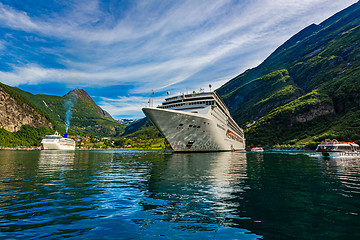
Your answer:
(42, 142), (75, 150)
(143, 107), (245, 152)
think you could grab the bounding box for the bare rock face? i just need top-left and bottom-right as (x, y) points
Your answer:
(292, 104), (335, 123)
(0, 86), (52, 132)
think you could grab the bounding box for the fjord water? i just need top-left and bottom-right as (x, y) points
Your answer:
(0, 151), (359, 239)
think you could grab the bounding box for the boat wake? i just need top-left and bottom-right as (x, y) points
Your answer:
(309, 153), (360, 160)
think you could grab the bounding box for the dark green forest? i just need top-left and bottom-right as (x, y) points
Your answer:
(0, 125), (53, 148)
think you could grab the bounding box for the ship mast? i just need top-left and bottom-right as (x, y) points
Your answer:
(148, 90), (154, 107)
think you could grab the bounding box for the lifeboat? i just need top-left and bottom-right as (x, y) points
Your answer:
(251, 147), (264, 152)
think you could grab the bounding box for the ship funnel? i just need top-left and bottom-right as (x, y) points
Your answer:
(64, 133), (68, 138)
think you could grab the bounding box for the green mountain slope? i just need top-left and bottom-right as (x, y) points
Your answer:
(217, 1), (360, 148)
(12, 87), (126, 137)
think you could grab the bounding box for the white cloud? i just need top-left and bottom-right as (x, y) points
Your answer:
(0, 64), (66, 85)
(0, 3), (41, 32)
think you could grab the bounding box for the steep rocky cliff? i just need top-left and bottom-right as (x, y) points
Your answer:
(0, 84), (52, 132)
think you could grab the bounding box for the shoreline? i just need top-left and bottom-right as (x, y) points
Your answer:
(0, 147), (168, 151)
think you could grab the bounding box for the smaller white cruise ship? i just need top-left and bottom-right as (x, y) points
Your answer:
(142, 90), (245, 152)
(41, 131), (76, 150)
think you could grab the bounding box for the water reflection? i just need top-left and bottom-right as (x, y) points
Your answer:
(39, 150), (75, 165)
(139, 152), (261, 238)
(320, 157), (360, 197)
(38, 151), (75, 178)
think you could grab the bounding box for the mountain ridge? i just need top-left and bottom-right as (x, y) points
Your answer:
(217, 1), (360, 148)
(64, 88), (114, 121)
(218, 1), (360, 96)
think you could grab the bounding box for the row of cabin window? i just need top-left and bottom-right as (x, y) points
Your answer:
(162, 101), (215, 109)
(179, 122), (210, 128)
(337, 146), (360, 150)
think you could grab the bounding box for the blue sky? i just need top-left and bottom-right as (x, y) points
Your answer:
(0, 0), (357, 119)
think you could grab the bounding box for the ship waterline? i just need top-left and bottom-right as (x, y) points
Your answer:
(142, 91), (245, 152)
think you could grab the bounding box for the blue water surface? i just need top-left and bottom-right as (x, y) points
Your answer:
(0, 150), (359, 239)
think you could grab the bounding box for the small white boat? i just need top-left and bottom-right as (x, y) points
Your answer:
(41, 131), (76, 150)
(251, 147), (264, 152)
(316, 140), (360, 157)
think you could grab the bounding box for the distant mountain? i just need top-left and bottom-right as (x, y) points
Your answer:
(10, 86), (125, 137)
(64, 89), (113, 120)
(217, 1), (360, 148)
(118, 118), (138, 126)
(121, 117), (161, 139)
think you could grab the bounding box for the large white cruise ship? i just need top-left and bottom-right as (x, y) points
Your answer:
(41, 131), (76, 150)
(142, 91), (245, 152)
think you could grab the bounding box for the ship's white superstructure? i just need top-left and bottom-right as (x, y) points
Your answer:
(41, 131), (76, 150)
(142, 91), (245, 152)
